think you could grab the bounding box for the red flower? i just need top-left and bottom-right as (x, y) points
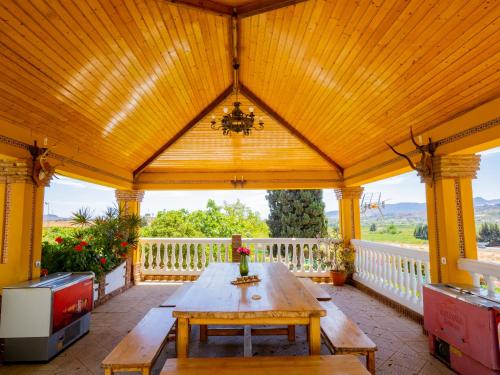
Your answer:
(74, 244), (83, 252)
(55, 236), (63, 244)
(80, 241), (89, 247)
(100, 257), (107, 265)
(237, 247), (250, 256)
(41, 268), (49, 276)
(121, 253), (127, 259)
(120, 241), (128, 248)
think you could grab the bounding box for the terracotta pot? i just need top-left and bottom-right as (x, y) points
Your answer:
(330, 270), (346, 286)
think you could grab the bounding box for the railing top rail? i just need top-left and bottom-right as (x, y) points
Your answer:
(351, 239), (429, 261)
(458, 258), (500, 278)
(139, 237), (231, 242)
(243, 238), (340, 243)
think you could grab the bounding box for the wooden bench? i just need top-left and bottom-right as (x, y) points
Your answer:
(160, 355), (370, 374)
(102, 307), (176, 375)
(320, 301), (377, 374)
(299, 277), (332, 301)
(160, 283), (192, 307)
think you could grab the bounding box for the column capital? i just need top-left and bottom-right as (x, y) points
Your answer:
(432, 154), (481, 181)
(115, 189), (145, 202)
(0, 159), (33, 184)
(334, 186), (364, 200)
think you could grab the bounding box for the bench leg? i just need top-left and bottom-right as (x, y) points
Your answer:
(366, 352), (376, 375)
(177, 318), (189, 358)
(200, 324), (208, 342)
(287, 325), (295, 342)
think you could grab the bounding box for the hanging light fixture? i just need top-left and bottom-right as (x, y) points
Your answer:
(210, 101), (264, 136)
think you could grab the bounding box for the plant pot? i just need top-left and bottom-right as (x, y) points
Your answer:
(330, 270), (346, 286)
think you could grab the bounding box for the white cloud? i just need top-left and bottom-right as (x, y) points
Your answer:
(480, 147), (500, 156)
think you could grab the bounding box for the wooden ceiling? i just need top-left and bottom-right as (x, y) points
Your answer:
(0, 0), (499, 182)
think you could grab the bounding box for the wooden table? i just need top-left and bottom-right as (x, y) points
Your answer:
(161, 355), (370, 374)
(172, 263), (326, 358)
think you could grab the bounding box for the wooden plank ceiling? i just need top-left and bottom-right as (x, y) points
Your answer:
(147, 93), (333, 172)
(0, 0), (499, 179)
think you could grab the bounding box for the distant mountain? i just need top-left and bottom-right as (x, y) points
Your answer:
(326, 197), (500, 224)
(43, 214), (69, 222)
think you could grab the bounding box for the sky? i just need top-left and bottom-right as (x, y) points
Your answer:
(44, 147), (500, 219)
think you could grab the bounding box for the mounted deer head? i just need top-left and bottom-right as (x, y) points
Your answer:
(386, 128), (438, 182)
(28, 140), (69, 186)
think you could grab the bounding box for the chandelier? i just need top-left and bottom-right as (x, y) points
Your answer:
(210, 101), (264, 136)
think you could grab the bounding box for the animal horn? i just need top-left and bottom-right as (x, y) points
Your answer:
(409, 127), (420, 148)
(386, 142), (417, 170)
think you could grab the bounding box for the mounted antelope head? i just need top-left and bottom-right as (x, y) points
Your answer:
(386, 128), (438, 182)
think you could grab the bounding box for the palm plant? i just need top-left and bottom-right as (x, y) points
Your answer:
(71, 207), (93, 227)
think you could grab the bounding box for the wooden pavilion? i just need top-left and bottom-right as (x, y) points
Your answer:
(0, 0), (499, 295)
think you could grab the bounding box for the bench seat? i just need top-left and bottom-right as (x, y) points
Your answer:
(102, 307), (176, 375)
(320, 301), (377, 374)
(160, 283), (192, 307)
(161, 355), (370, 374)
(298, 277), (332, 301)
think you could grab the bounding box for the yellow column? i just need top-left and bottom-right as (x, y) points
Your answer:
(115, 189), (144, 284)
(334, 187), (364, 247)
(0, 159), (48, 291)
(425, 155), (480, 283)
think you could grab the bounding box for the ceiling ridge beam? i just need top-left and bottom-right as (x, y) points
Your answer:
(240, 84), (344, 175)
(237, 0), (309, 18)
(133, 85), (234, 178)
(163, 0), (232, 16)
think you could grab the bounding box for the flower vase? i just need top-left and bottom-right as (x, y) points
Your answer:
(239, 255), (249, 276)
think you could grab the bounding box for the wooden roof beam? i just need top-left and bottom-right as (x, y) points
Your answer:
(162, 0), (232, 16)
(133, 85), (234, 178)
(237, 0), (309, 18)
(239, 84), (344, 175)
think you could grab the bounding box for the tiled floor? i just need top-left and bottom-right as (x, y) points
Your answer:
(0, 283), (453, 375)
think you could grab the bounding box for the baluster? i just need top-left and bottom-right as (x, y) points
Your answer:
(308, 244), (313, 273)
(416, 259), (423, 306)
(194, 243), (199, 271)
(141, 242), (148, 270)
(397, 255), (405, 297)
(299, 243), (305, 272)
(202, 243), (207, 269)
(217, 243), (222, 262)
(369, 249), (375, 283)
(285, 243), (290, 269)
(178, 243), (184, 271)
(404, 257), (411, 300)
(409, 258), (418, 304)
(185, 243), (191, 271)
(423, 261), (430, 285)
(359, 247), (365, 280)
(387, 253), (393, 289)
(292, 244), (298, 271)
(486, 275), (497, 293)
(381, 252), (387, 287)
(472, 272), (481, 287)
(225, 242), (229, 262)
(208, 243), (214, 265)
(374, 250), (381, 286)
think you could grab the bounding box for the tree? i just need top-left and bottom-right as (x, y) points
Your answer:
(266, 190), (327, 238)
(141, 200), (269, 238)
(369, 223), (377, 232)
(478, 222), (500, 246)
(414, 224), (428, 240)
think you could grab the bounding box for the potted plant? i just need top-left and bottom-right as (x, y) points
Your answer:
(318, 236), (354, 286)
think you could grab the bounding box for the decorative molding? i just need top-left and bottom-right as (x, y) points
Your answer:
(454, 178), (466, 258)
(334, 186), (364, 200)
(431, 188), (442, 282)
(115, 190), (145, 203)
(432, 155), (481, 181)
(346, 117), (498, 182)
(1, 183), (11, 264)
(28, 184), (36, 279)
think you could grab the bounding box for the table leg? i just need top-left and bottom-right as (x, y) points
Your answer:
(287, 325), (295, 342)
(308, 316), (321, 355)
(200, 324), (208, 342)
(176, 318), (189, 358)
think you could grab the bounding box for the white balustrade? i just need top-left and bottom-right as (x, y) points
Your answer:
(351, 240), (430, 314)
(139, 237), (339, 277)
(457, 258), (500, 293)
